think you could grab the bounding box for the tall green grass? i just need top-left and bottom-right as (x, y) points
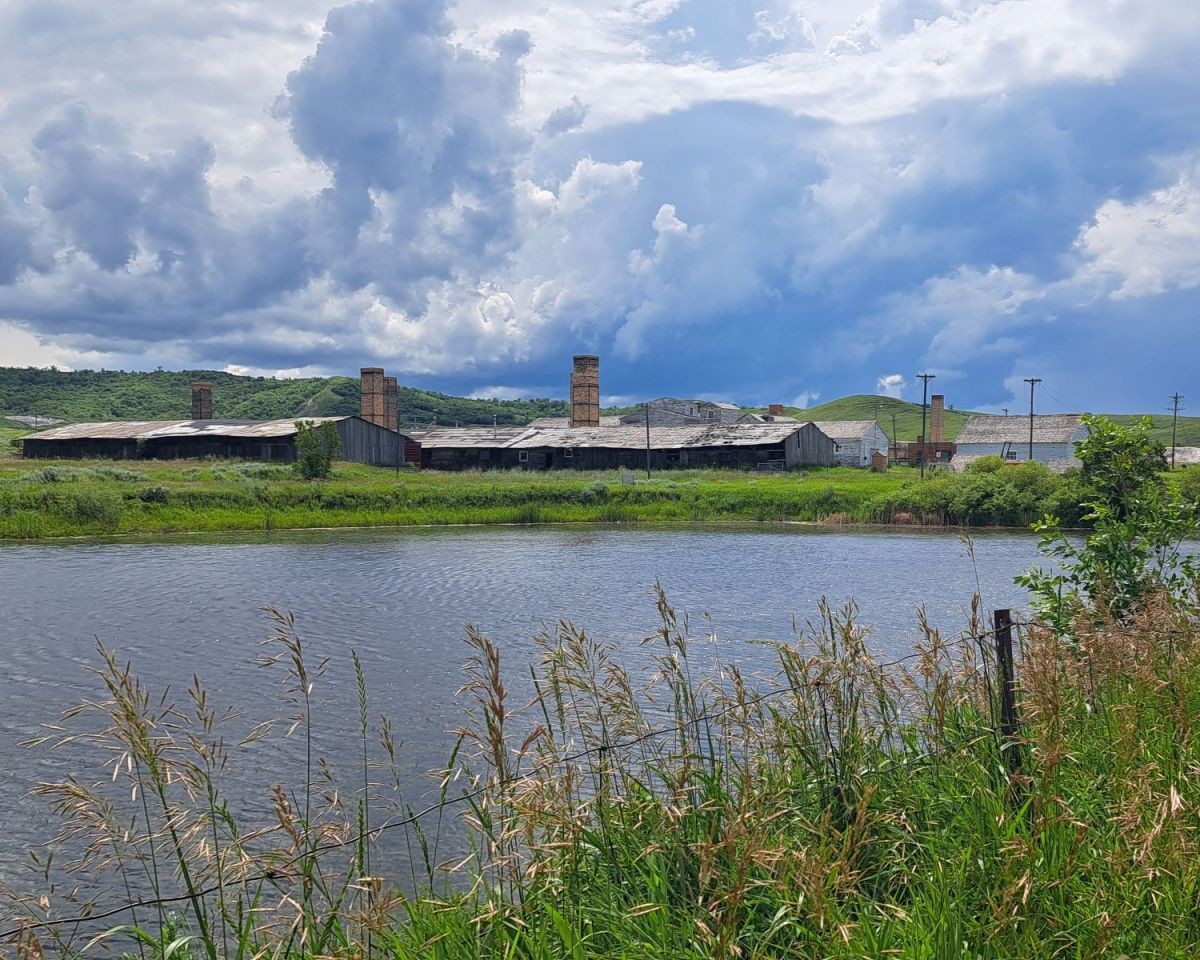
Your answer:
(0, 458), (1114, 540)
(7, 589), (1200, 958)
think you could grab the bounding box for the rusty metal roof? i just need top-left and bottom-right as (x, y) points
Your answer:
(24, 417), (353, 441)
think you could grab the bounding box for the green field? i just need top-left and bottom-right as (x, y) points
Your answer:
(0, 453), (1149, 539)
(0, 460), (917, 539)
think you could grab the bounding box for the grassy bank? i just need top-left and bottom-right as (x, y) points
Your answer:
(0, 457), (1125, 540)
(8, 591), (1200, 958)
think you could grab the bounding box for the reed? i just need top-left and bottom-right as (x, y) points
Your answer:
(6, 582), (1200, 958)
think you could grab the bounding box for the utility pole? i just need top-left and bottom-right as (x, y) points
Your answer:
(1002, 407), (1009, 417)
(891, 413), (898, 463)
(1170, 393), (1184, 469)
(1023, 378), (1042, 461)
(644, 402), (652, 480)
(916, 373), (935, 479)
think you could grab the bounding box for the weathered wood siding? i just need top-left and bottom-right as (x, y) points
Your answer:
(23, 417), (410, 466)
(333, 417), (407, 467)
(786, 423), (837, 468)
(829, 425), (889, 467)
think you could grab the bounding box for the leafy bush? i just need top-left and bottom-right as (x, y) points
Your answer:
(1018, 415), (1197, 635)
(965, 455), (1006, 474)
(1176, 464), (1200, 505)
(294, 420), (340, 480)
(58, 488), (122, 528)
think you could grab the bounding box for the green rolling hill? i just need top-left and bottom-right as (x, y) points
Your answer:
(0, 367), (570, 429)
(760, 394), (978, 442)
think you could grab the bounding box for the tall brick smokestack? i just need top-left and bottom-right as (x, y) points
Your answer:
(931, 394), (945, 445)
(191, 382), (213, 420)
(360, 367), (385, 426)
(569, 355), (600, 427)
(384, 376), (398, 432)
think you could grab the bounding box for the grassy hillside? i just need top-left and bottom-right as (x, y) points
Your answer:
(0, 367), (571, 426)
(1107, 413), (1200, 447)
(764, 394), (978, 442)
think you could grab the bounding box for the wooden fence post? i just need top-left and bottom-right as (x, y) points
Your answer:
(993, 608), (1022, 780)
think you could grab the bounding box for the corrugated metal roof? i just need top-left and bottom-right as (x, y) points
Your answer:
(512, 423), (811, 450)
(956, 414), (1087, 445)
(24, 417), (352, 441)
(404, 422), (814, 451)
(407, 427), (535, 448)
(811, 420), (881, 440)
(527, 416), (623, 428)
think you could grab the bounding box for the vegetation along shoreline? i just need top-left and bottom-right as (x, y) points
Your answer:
(2, 455), (1184, 541)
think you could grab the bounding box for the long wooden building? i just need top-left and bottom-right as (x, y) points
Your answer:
(22, 416), (409, 466)
(408, 422), (836, 471)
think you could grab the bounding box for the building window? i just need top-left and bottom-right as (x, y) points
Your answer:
(518, 450), (529, 463)
(562, 448), (574, 459)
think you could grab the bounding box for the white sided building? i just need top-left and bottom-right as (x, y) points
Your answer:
(812, 420), (890, 468)
(952, 414), (1089, 472)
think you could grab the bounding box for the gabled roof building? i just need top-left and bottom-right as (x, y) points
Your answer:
(22, 416), (410, 466)
(953, 414), (1089, 472)
(811, 420), (891, 468)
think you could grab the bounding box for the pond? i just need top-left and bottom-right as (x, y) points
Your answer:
(0, 523), (1045, 907)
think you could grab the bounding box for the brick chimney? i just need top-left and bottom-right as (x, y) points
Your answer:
(569, 355), (600, 427)
(931, 394), (945, 445)
(384, 376), (399, 432)
(360, 367), (385, 426)
(191, 382), (213, 420)
(768, 404), (785, 417)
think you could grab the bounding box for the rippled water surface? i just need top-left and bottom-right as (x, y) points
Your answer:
(0, 524), (1044, 895)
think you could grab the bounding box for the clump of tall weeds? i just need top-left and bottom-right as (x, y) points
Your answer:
(7, 577), (1200, 958)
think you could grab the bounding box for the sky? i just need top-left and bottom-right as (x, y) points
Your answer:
(0, 0), (1197, 414)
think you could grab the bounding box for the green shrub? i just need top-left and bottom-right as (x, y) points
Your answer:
(59, 488), (122, 528)
(965, 455), (1006, 474)
(294, 420), (339, 480)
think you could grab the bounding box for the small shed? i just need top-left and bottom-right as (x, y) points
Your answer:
(952, 414), (1089, 471)
(22, 417), (410, 466)
(811, 420), (890, 468)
